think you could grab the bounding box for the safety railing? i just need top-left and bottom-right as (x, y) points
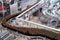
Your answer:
(16, 0), (44, 18)
(15, 18), (60, 33)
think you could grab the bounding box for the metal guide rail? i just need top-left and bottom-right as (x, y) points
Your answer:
(16, 1), (60, 33)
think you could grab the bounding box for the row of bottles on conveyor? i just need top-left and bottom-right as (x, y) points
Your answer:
(42, 0), (60, 19)
(32, 0), (60, 28)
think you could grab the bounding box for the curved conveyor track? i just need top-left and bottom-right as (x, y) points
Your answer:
(1, 1), (60, 40)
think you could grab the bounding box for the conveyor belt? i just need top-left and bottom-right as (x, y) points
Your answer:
(1, 1), (60, 40)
